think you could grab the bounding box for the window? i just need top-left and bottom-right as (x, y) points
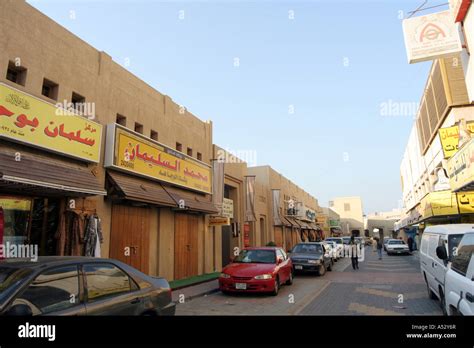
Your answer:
(187, 147), (193, 157)
(197, 152), (202, 161)
(116, 114), (126, 126)
(344, 203), (351, 211)
(12, 265), (80, 315)
(176, 142), (182, 152)
(451, 233), (474, 277)
(134, 122), (143, 134)
(41, 78), (58, 100)
(84, 263), (134, 302)
(150, 130), (158, 141)
(71, 92), (85, 113)
(6, 61), (27, 86)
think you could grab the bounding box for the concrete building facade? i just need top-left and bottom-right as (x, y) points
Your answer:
(328, 197), (364, 235)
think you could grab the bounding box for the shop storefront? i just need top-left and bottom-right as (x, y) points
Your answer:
(0, 82), (105, 257)
(104, 124), (217, 279)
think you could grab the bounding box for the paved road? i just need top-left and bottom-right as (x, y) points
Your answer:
(176, 246), (442, 315)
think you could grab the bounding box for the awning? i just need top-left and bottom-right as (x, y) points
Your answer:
(281, 216), (294, 228)
(286, 216), (302, 229)
(308, 222), (319, 230)
(0, 149), (106, 196)
(107, 171), (218, 214)
(165, 186), (218, 214)
(296, 219), (312, 230)
(107, 171), (176, 207)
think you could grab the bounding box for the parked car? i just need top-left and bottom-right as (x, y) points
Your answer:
(325, 238), (344, 259)
(383, 237), (392, 251)
(436, 231), (474, 316)
(323, 241), (339, 262)
(289, 242), (332, 276)
(386, 239), (410, 255)
(322, 242), (337, 265)
(0, 257), (175, 316)
(420, 224), (472, 315)
(219, 247), (293, 296)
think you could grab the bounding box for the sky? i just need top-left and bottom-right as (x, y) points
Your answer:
(27, 0), (443, 213)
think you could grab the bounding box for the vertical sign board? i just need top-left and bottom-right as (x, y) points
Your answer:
(403, 10), (463, 64)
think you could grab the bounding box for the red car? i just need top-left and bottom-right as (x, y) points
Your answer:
(219, 247), (293, 295)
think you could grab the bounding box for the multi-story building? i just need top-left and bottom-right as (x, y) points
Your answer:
(247, 166), (320, 252)
(320, 207), (341, 236)
(0, 0), (220, 281)
(365, 209), (401, 238)
(397, 54), (473, 233)
(328, 197), (364, 235)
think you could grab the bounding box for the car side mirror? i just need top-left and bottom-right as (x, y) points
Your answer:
(6, 304), (33, 316)
(436, 246), (448, 260)
(277, 258), (283, 264)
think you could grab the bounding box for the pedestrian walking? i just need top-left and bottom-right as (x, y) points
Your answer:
(372, 237), (377, 252)
(349, 236), (359, 270)
(376, 237), (383, 260)
(407, 236), (414, 253)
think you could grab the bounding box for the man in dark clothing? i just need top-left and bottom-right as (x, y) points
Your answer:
(349, 236), (359, 270)
(376, 237), (383, 260)
(407, 236), (414, 253)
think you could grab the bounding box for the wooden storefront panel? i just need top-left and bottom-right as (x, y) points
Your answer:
(274, 226), (283, 247)
(110, 205), (150, 274)
(174, 213), (199, 280)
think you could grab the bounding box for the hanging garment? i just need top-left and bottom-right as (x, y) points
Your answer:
(55, 211), (85, 256)
(84, 215), (103, 257)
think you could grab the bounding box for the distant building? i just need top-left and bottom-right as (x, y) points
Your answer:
(328, 197), (364, 236)
(365, 209), (402, 238)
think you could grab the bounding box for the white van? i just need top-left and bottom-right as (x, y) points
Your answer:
(420, 224), (472, 314)
(438, 232), (474, 315)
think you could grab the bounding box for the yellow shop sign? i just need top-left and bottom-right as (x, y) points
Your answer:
(0, 83), (102, 162)
(104, 124), (212, 194)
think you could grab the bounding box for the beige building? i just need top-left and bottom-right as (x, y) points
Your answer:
(0, 0), (218, 281)
(328, 197), (364, 235)
(247, 166), (320, 252)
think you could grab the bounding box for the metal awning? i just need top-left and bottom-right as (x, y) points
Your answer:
(0, 149), (106, 196)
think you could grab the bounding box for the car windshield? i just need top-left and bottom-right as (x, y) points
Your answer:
(342, 238), (350, 245)
(233, 249), (276, 264)
(326, 239), (342, 244)
(292, 244), (323, 254)
(388, 240), (405, 245)
(448, 234), (464, 258)
(0, 267), (33, 304)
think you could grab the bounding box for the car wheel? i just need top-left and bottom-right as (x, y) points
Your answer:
(286, 271), (294, 285)
(272, 277), (280, 296)
(426, 282), (437, 300)
(318, 264), (326, 276)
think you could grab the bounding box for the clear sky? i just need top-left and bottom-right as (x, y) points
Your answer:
(27, 0), (444, 213)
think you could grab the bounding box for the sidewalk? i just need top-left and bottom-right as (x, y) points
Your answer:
(172, 279), (219, 303)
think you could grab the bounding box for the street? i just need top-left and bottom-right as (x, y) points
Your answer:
(176, 246), (442, 315)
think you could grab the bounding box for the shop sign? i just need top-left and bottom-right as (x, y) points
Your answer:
(457, 191), (474, 213)
(0, 197), (31, 211)
(0, 83), (102, 163)
(428, 190), (459, 216)
(402, 10), (463, 64)
(447, 137), (474, 191)
(439, 124), (474, 158)
(209, 216), (230, 226)
(104, 124), (212, 194)
(329, 219), (340, 227)
(222, 198), (234, 218)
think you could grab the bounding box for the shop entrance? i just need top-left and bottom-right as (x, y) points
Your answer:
(110, 204), (150, 274)
(174, 213), (199, 280)
(221, 225), (232, 267)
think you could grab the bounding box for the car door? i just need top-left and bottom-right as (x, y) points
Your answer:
(426, 234), (441, 296)
(83, 262), (146, 315)
(9, 264), (86, 316)
(322, 244), (331, 267)
(449, 233), (474, 315)
(276, 249), (289, 282)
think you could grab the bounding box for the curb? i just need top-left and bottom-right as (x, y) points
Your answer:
(172, 280), (220, 304)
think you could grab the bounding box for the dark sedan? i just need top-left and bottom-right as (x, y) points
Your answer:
(0, 257), (175, 316)
(289, 243), (332, 276)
